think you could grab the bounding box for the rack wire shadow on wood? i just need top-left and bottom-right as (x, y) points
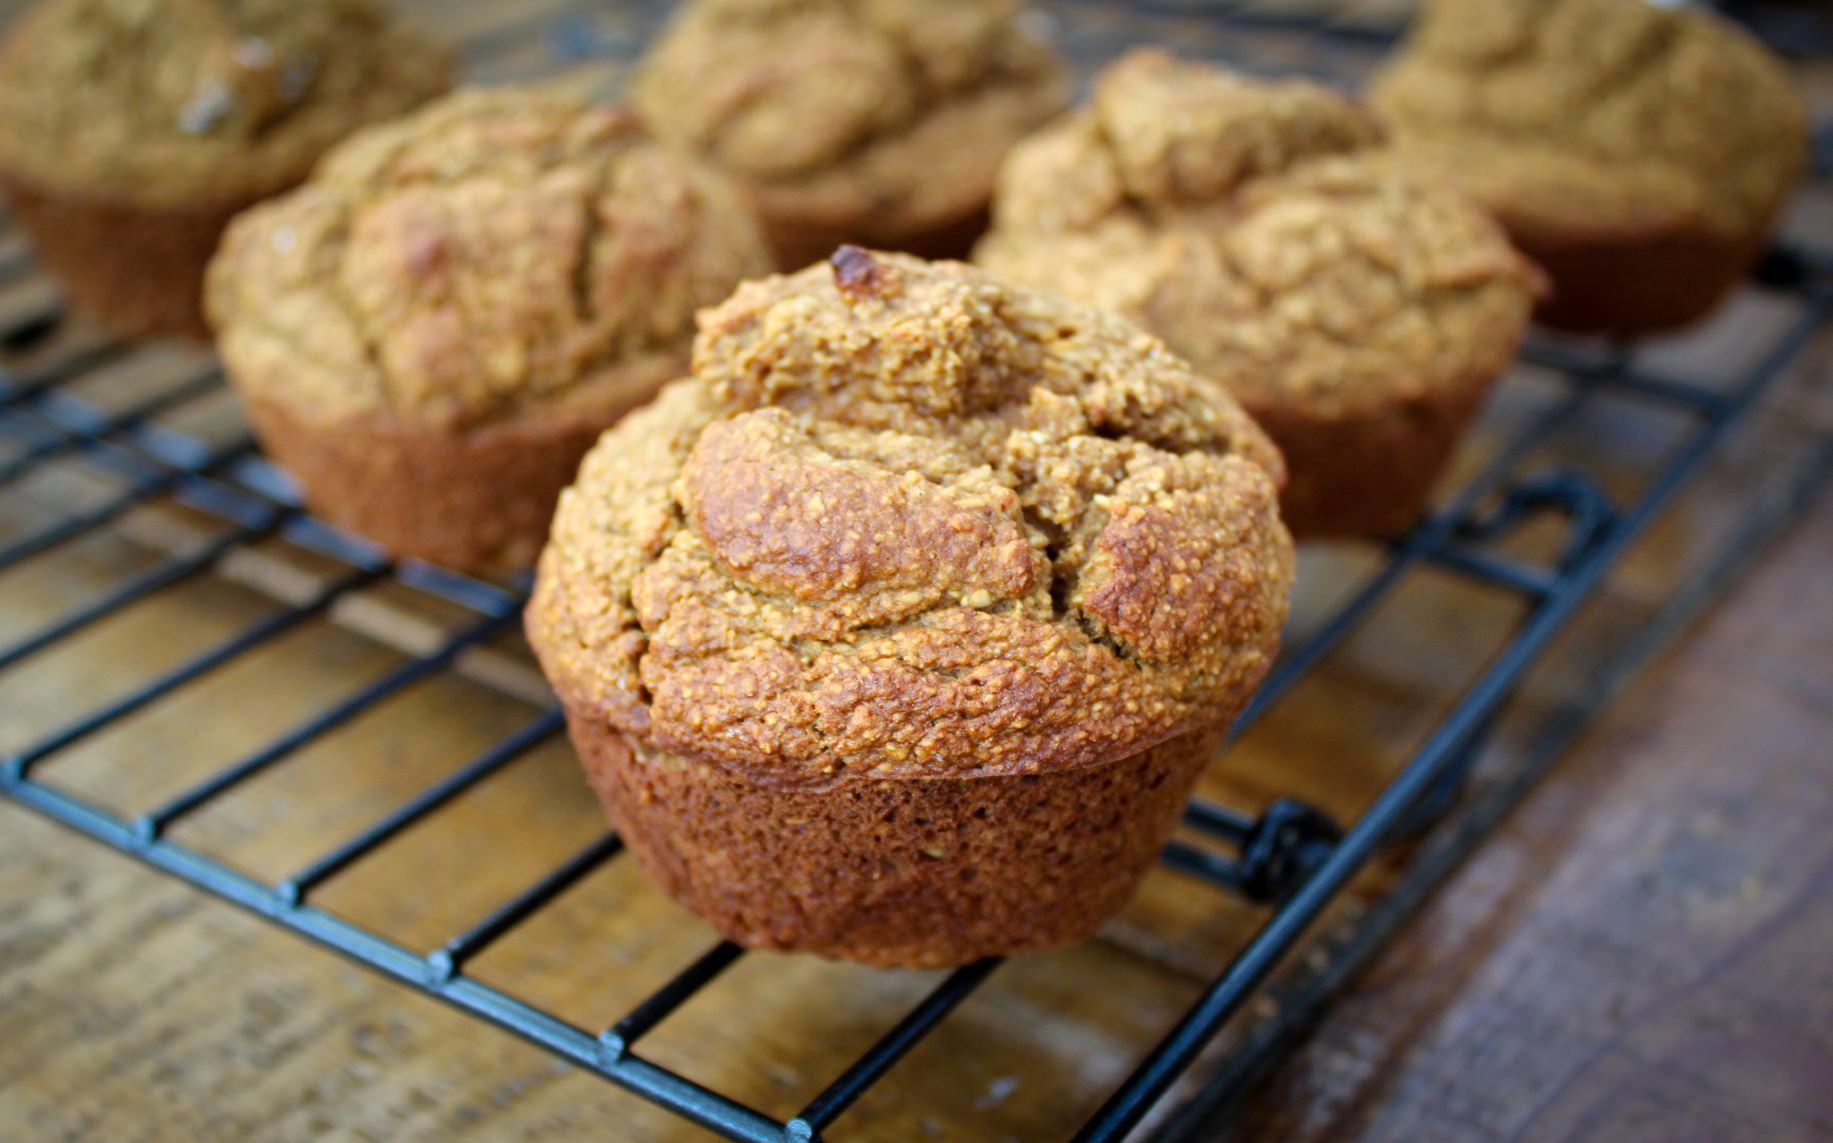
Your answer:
(3, 2), (1832, 1140)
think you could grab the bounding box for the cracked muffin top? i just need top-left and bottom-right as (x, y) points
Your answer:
(528, 248), (1293, 788)
(976, 51), (1541, 417)
(207, 86), (774, 429)
(1369, 0), (1806, 238)
(629, 0), (1068, 246)
(0, 0), (452, 205)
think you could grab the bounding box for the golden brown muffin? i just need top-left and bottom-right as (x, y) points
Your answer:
(526, 248), (1294, 967)
(0, 0), (452, 340)
(976, 51), (1542, 538)
(630, 0), (1069, 270)
(207, 87), (773, 575)
(1370, 0), (1808, 334)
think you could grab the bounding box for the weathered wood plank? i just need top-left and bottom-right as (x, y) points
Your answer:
(1224, 489), (1833, 1143)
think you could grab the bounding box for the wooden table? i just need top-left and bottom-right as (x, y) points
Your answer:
(1227, 488), (1833, 1143)
(3, 489), (1829, 1143)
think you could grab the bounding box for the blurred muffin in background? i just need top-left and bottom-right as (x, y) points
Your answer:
(631, 0), (1069, 269)
(207, 87), (774, 575)
(977, 50), (1542, 538)
(0, 0), (452, 340)
(1371, 0), (1807, 334)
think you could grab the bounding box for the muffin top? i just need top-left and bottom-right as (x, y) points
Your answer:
(0, 0), (452, 204)
(529, 248), (1293, 788)
(976, 50), (1541, 416)
(207, 86), (774, 429)
(630, 0), (1067, 237)
(1369, 0), (1807, 237)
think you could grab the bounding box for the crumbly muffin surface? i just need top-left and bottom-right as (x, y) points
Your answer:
(0, 0), (451, 204)
(976, 50), (1539, 414)
(1369, 0), (1806, 236)
(531, 249), (1293, 787)
(207, 87), (773, 428)
(630, 0), (1067, 232)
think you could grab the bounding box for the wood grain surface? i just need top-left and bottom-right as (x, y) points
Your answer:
(3, 488), (1830, 1143)
(1226, 487), (1833, 1143)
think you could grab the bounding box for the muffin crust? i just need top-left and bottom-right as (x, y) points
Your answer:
(977, 51), (1540, 536)
(0, 0), (452, 205)
(209, 87), (773, 572)
(0, 0), (452, 338)
(631, 0), (1068, 268)
(533, 249), (1289, 784)
(1370, 0), (1807, 332)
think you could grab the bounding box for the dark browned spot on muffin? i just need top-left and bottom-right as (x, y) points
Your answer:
(832, 244), (897, 302)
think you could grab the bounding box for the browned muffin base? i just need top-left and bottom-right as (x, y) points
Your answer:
(761, 201), (993, 272)
(1243, 376), (1490, 539)
(0, 171), (276, 342)
(570, 718), (1224, 968)
(243, 362), (678, 575)
(1505, 212), (1773, 336)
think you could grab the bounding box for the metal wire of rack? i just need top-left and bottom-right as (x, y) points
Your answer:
(1, 2), (1831, 1140)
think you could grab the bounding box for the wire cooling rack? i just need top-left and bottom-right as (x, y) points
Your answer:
(2, 3), (1832, 1140)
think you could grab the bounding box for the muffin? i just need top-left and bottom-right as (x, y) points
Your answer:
(976, 51), (1543, 538)
(207, 87), (773, 575)
(0, 0), (452, 341)
(526, 247), (1294, 968)
(1370, 0), (1808, 334)
(630, 0), (1069, 270)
